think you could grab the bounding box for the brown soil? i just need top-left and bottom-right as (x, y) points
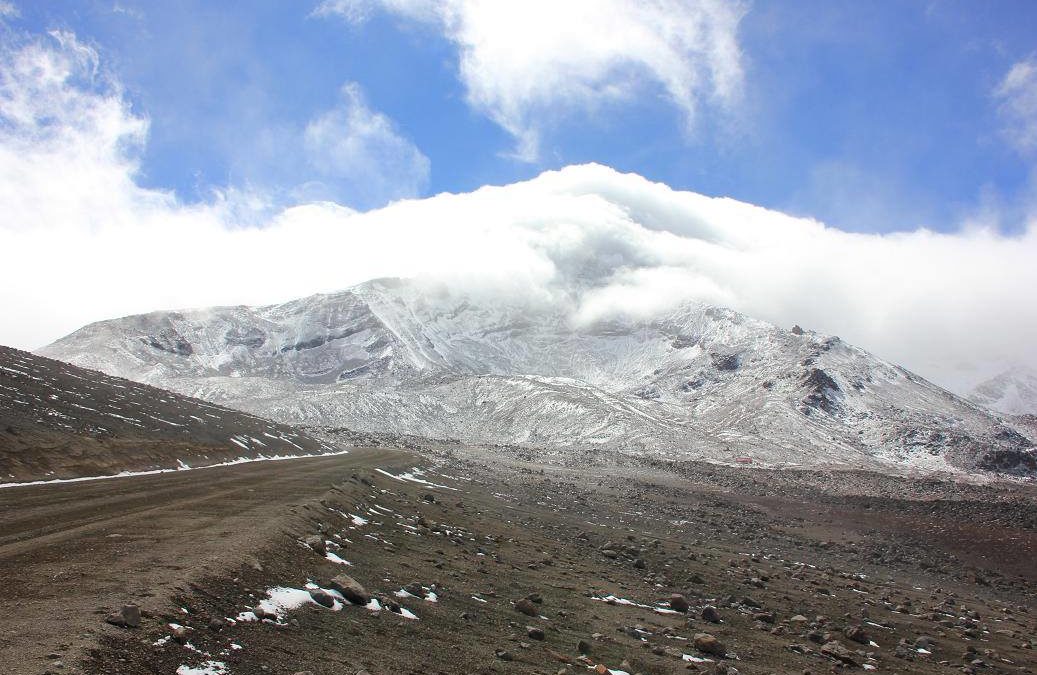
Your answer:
(5, 445), (1028, 675)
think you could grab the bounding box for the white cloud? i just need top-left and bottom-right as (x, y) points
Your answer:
(0, 2), (19, 19)
(2, 30), (1037, 397)
(319, 0), (747, 161)
(995, 56), (1037, 155)
(303, 82), (430, 206)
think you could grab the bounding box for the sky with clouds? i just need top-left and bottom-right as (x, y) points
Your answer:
(1, 1), (1036, 392)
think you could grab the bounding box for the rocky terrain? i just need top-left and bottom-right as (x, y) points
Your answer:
(40, 279), (1037, 477)
(0, 346), (339, 483)
(66, 444), (1037, 675)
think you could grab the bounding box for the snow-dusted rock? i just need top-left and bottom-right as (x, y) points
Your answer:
(40, 278), (1036, 476)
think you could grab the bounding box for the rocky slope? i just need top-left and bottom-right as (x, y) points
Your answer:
(0, 345), (338, 483)
(969, 367), (1037, 417)
(40, 278), (1036, 476)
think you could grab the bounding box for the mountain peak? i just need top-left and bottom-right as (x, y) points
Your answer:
(39, 281), (1036, 477)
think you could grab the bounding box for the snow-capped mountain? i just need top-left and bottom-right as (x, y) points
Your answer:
(40, 278), (1035, 476)
(968, 367), (1037, 417)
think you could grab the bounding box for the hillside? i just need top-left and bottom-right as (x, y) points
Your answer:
(0, 346), (338, 483)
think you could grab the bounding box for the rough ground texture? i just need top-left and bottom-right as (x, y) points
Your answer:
(0, 448), (413, 675)
(5, 445), (1033, 675)
(0, 346), (337, 482)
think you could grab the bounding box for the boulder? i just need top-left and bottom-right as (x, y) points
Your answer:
(821, 641), (860, 666)
(515, 598), (539, 616)
(702, 606), (721, 623)
(693, 633), (726, 657)
(303, 535), (326, 555)
(669, 594), (690, 613)
(329, 574), (369, 605)
(310, 589), (337, 608)
(844, 624), (870, 644)
(105, 604), (141, 629)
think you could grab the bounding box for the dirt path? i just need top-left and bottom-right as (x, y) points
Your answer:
(0, 448), (414, 675)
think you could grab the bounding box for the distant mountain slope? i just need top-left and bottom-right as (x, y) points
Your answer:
(0, 346), (338, 483)
(969, 367), (1037, 416)
(40, 279), (1037, 476)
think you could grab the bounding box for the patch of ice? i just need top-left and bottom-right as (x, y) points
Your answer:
(0, 450), (352, 489)
(176, 662), (228, 675)
(374, 467), (459, 491)
(592, 594), (680, 615)
(325, 551), (352, 565)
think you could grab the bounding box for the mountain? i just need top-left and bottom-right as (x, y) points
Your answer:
(0, 345), (338, 483)
(968, 367), (1037, 417)
(40, 278), (1036, 476)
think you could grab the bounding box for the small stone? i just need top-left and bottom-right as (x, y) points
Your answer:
(527, 625), (546, 640)
(670, 594), (690, 613)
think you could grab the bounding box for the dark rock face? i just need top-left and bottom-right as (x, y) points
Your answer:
(711, 353), (741, 371)
(224, 327), (266, 348)
(635, 385), (661, 400)
(801, 368), (841, 413)
(681, 378), (705, 392)
(974, 448), (1037, 475)
(670, 334), (699, 349)
(280, 316), (383, 353)
(142, 328), (193, 356)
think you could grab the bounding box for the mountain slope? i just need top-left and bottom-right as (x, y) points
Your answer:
(0, 346), (338, 483)
(969, 367), (1037, 416)
(40, 279), (1036, 476)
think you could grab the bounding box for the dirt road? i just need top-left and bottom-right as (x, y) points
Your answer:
(0, 448), (413, 675)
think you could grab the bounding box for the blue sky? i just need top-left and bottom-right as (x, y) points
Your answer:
(8, 0), (1037, 231)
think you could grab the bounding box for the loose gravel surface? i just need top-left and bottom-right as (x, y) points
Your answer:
(18, 445), (1028, 675)
(0, 448), (413, 675)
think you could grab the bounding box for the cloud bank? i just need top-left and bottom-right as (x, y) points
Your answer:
(319, 0), (747, 161)
(1, 31), (1036, 395)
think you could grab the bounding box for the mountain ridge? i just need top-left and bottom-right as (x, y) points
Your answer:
(40, 278), (1037, 476)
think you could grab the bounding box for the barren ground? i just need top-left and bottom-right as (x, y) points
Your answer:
(3, 445), (1034, 675)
